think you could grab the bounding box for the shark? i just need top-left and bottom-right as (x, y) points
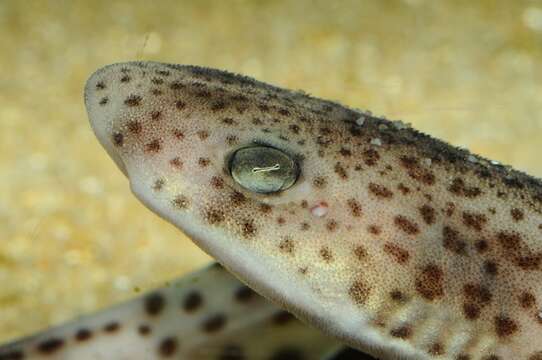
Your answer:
(2, 61), (542, 359)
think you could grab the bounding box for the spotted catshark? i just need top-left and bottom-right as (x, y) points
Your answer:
(3, 61), (542, 359)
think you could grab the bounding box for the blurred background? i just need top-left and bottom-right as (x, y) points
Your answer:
(1, 0), (541, 343)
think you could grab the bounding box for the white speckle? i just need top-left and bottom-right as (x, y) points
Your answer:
(523, 7), (542, 32)
(370, 138), (382, 146)
(467, 155), (478, 163)
(355, 115), (366, 126)
(392, 120), (410, 130)
(491, 160), (501, 165)
(310, 202), (329, 217)
(423, 158), (432, 167)
(538, 309), (542, 321)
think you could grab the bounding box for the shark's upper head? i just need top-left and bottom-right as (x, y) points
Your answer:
(84, 61), (364, 286)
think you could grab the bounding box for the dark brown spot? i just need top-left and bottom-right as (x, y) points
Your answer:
(269, 347), (304, 360)
(234, 286), (255, 303)
(221, 117), (236, 125)
(347, 199), (362, 217)
(390, 325), (412, 339)
(368, 225), (381, 235)
(399, 156), (435, 185)
(494, 315), (518, 338)
(152, 178), (165, 191)
(172, 195), (189, 209)
(158, 337), (177, 357)
(96, 81), (106, 90)
(419, 204), (436, 225)
(483, 260), (498, 275)
(99, 97), (109, 105)
(211, 101), (226, 111)
(326, 219), (338, 232)
(112, 132), (124, 146)
(349, 279), (370, 305)
(197, 130), (209, 140)
(151, 111), (161, 120)
(312, 176), (327, 188)
(496, 231), (542, 270)
(368, 183), (393, 198)
(394, 215), (419, 235)
(334, 162), (348, 179)
(428, 343), (445, 356)
(442, 226), (467, 255)
(448, 178), (481, 198)
(443, 202), (456, 217)
(151, 77), (164, 85)
(390, 290), (407, 302)
(462, 212), (487, 231)
(279, 238), (295, 254)
(183, 291), (203, 312)
(218, 344), (244, 360)
(278, 108), (290, 116)
(138, 324), (151, 336)
(75, 328), (92, 341)
(354, 246), (367, 261)
(463, 303), (481, 320)
(175, 100), (186, 110)
(127, 121), (142, 134)
(120, 75), (130, 83)
(169, 157), (183, 169)
(519, 292), (536, 309)
(124, 95), (142, 107)
(36, 338), (64, 354)
(511, 208), (524, 221)
(198, 157), (210, 167)
(362, 148), (380, 166)
(211, 176), (224, 189)
(230, 191), (246, 206)
(205, 209), (225, 224)
(383, 242), (410, 264)
(241, 220), (256, 238)
(259, 203), (272, 213)
(170, 81), (184, 90)
(397, 183), (410, 195)
(202, 314), (226, 333)
(272, 310), (295, 325)
(320, 247), (333, 262)
(529, 352), (542, 360)
(145, 139), (161, 153)
(172, 129), (184, 140)
(103, 322), (120, 333)
(415, 264), (444, 301)
(277, 217), (285, 225)
(464, 283), (491, 303)
(475, 239), (489, 253)
(151, 88), (163, 96)
(144, 292), (165, 316)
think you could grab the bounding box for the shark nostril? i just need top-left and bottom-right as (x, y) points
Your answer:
(229, 145), (299, 194)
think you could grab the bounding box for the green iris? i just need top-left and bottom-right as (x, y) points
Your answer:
(229, 145), (299, 194)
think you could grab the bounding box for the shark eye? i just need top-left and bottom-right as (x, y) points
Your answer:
(229, 145), (299, 194)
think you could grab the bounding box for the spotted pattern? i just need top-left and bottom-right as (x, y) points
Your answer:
(83, 62), (542, 360)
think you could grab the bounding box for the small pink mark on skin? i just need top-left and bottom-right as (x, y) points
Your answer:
(310, 201), (329, 217)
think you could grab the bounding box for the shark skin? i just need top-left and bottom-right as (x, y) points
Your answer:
(0, 263), (351, 359)
(50, 61), (542, 359)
